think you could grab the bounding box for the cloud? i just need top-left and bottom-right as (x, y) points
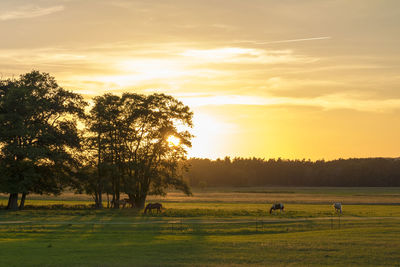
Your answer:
(179, 47), (311, 64)
(0, 5), (64, 21)
(1, 42), (398, 114)
(0, 44), (312, 89)
(177, 93), (400, 113)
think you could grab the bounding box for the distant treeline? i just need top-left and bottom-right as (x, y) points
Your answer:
(186, 157), (400, 187)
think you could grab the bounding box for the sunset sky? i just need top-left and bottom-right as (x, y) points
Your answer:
(1, 0), (400, 160)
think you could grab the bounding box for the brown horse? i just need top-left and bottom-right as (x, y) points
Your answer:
(144, 203), (163, 214)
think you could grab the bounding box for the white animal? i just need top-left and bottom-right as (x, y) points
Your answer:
(333, 202), (342, 213)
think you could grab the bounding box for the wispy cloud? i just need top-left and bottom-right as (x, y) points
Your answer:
(0, 5), (64, 21)
(179, 93), (400, 113)
(0, 44), (314, 90)
(179, 47), (313, 64)
(236, 36), (332, 45)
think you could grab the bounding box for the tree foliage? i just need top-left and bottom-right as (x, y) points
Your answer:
(83, 93), (193, 208)
(0, 71), (87, 209)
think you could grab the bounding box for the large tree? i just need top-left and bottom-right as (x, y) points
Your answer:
(0, 71), (86, 210)
(120, 93), (193, 208)
(87, 93), (193, 209)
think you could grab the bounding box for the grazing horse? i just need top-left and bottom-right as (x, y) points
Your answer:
(270, 203), (284, 214)
(333, 202), (342, 213)
(144, 203), (163, 214)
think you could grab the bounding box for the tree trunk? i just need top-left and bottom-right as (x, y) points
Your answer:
(96, 133), (103, 210)
(19, 192), (27, 210)
(106, 193), (110, 208)
(97, 190), (103, 209)
(7, 193), (19, 211)
(114, 178), (120, 209)
(133, 195), (146, 210)
(93, 190), (103, 209)
(94, 191), (99, 207)
(6, 194), (12, 209)
(114, 191), (120, 209)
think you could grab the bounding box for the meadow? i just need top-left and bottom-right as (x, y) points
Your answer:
(1, 187), (400, 266)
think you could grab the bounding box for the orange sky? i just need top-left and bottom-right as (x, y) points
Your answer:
(1, 0), (400, 160)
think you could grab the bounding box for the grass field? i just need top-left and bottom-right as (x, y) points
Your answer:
(1, 187), (400, 266)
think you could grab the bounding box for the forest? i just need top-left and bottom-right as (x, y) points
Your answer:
(186, 157), (400, 187)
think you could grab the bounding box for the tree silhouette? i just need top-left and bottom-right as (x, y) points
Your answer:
(85, 93), (193, 208)
(0, 71), (86, 210)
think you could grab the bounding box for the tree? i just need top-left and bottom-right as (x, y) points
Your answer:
(86, 93), (193, 209)
(120, 93), (193, 208)
(0, 71), (86, 210)
(84, 94), (123, 208)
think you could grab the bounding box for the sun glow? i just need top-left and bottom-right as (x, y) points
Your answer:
(167, 135), (181, 147)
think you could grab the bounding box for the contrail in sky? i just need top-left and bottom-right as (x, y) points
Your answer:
(237, 36), (332, 45)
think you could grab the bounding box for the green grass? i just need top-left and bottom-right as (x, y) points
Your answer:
(2, 202), (400, 220)
(1, 215), (399, 266)
(1, 187), (400, 266)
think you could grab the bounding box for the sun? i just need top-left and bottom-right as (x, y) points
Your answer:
(167, 135), (181, 147)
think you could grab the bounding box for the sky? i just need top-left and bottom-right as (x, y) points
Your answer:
(1, 0), (400, 160)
